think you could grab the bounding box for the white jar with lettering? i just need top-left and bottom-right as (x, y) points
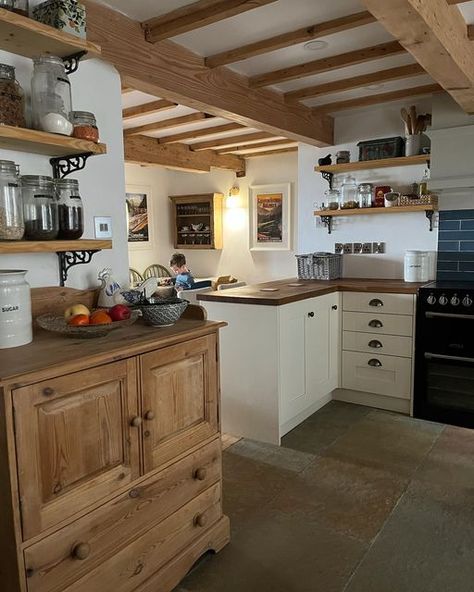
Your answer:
(404, 250), (429, 283)
(0, 270), (32, 348)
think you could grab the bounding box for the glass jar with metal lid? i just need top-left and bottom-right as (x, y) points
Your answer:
(71, 111), (99, 143)
(21, 175), (59, 240)
(0, 63), (26, 128)
(12, 0), (28, 16)
(357, 183), (373, 208)
(0, 160), (24, 241)
(0, 0), (14, 10)
(55, 178), (84, 239)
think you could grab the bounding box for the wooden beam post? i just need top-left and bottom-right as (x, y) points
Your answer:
(82, 0), (333, 146)
(124, 113), (213, 136)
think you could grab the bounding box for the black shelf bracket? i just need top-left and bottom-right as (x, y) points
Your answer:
(50, 152), (93, 179)
(57, 250), (100, 287)
(320, 216), (333, 234)
(426, 210), (435, 231)
(321, 171), (334, 190)
(63, 50), (88, 75)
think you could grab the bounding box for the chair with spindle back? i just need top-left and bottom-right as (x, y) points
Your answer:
(143, 264), (172, 280)
(129, 268), (144, 287)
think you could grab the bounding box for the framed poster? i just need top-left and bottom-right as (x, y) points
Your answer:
(249, 183), (291, 251)
(126, 185), (152, 249)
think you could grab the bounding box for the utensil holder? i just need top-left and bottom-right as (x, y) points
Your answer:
(405, 134), (421, 157)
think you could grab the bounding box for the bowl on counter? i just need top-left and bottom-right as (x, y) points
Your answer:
(139, 298), (188, 327)
(37, 311), (140, 338)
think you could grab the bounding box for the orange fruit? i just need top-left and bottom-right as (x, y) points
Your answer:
(68, 314), (90, 326)
(89, 310), (112, 325)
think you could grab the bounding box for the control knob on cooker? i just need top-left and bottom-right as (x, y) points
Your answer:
(451, 294), (460, 306)
(463, 295), (473, 307)
(426, 293), (436, 305)
(439, 295), (448, 306)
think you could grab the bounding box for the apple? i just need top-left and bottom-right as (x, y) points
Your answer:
(109, 304), (131, 322)
(64, 304), (90, 321)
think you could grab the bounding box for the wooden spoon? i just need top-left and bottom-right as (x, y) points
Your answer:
(409, 105), (417, 135)
(401, 108), (411, 134)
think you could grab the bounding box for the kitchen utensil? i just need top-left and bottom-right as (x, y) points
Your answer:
(36, 310), (140, 338)
(409, 105), (417, 135)
(401, 108), (411, 134)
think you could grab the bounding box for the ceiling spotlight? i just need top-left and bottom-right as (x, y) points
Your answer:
(303, 40), (328, 51)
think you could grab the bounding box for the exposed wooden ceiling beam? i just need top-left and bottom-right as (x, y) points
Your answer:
(285, 63), (425, 103)
(244, 147), (298, 158)
(205, 11), (376, 68)
(122, 99), (177, 120)
(190, 131), (275, 151)
(142, 0), (278, 43)
(124, 135), (246, 175)
(217, 138), (296, 153)
(158, 122), (245, 144)
(82, 0), (333, 147)
(313, 83), (442, 113)
(468, 24), (474, 41)
(360, 0), (474, 113)
(249, 41), (405, 88)
(446, 0), (471, 4)
(124, 113), (213, 137)
(121, 85), (134, 94)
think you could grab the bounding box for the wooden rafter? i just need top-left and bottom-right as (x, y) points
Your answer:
(122, 99), (177, 120)
(446, 0), (471, 4)
(468, 25), (474, 41)
(360, 0), (474, 113)
(245, 147), (298, 158)
(312, 83), (442, 113)
(124, 135), (246, 175)
(285, 63), (425, 103)
(205, 11), (376, 68)
(190, 132), (275, 151)
(249, 41), (405, 88)
(142, 0), (277, 43)
(158, 123), (245, 144)
(124, 113), (214, 137)
(217, 138), (296, 153)
(82, 0), (333, 147)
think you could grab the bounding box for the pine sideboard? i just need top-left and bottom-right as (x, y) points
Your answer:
(0, 315), (229, 592)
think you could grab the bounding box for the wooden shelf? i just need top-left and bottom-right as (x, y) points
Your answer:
(315, 154), (430, 174)
(313, 205), (437, 217)
(0, 7), (101, 60)
(0, 239), (112, 254)
(176, 214), (211, 218)
(0, 125), (107, 157)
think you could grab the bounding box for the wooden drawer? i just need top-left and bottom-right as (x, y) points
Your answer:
(25, 439), (222, 592)
(343, 292), (415, 315)
(61, 483), (222, 592)
(343, 331), (413, 358)
(343, 312), (413, 337)
(342, 351), (412, 400)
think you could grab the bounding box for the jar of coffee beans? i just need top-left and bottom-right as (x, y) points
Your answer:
(0, 159), (24, 241)
(0, 63), (26, 128)
(55, 178), (84, 239)
(21, 176), (59, 240)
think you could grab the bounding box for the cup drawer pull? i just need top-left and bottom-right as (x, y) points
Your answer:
(369, 298), (384, 307)
(194, 513), (208, 528)
(72, 543), (91, 561)
(193, 467), (207, 481)
(368, 340), (383, 349)
(368, 319), (383, 328)
(368, 358), (382, 368)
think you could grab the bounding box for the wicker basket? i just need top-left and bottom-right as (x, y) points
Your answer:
(296, 253), (342, 280)
(398, 194), (438, 207)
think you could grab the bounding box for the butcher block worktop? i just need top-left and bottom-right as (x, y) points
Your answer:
(198, 278), (426, 306)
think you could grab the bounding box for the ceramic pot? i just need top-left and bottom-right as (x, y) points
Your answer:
(0, 269), (32, 349)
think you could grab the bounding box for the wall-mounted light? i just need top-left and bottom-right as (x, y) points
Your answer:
(226, 185), (241, 209)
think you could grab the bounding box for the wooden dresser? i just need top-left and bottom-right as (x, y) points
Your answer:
(0, 309), (229, 592)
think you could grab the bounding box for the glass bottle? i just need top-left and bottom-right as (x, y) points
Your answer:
(0, 63), (26, 128)
(0, 0), (14, 10)
(324, 188), (341, 210)
(70, 111), (99, 143)
(340, 175), (358, 209)
(55, 178), (84, 239)
(419, 168), (430, 195)
(21, 175), (59, 240)
(0, 160), (24, 241)
(12, 0), (28, 16)
(357, 183), (373, 208)
(31, 55), (73, 136)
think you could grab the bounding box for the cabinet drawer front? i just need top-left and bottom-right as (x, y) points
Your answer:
(342, 351), (412, 399)
(25, 439), (222, 592)
(62, 484), (221, 592)
(343, 331), (412, 358)
(13, 360), (140, 540)
(343, 292), (414, 315)
(343, 312), (413, 337)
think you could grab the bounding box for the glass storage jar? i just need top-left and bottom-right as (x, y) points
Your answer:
(340, 175), (359, 209)
(0, 0), (14, 10)
(21, 175), (59, 240)
(324, 188), (341, 210)
(0, 160), (24, 241)
(0, 63), (26, 128)
(31, 55), (73, 136)
(56, 178), (84, 239)
(71, 111), (99, 143)
(357, 183), (373, 208)
(12, 0), (28, 16)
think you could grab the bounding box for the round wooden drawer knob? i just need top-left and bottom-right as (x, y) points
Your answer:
(194, 513), (208, 528)
(72, 543), (91, 560)
(193, 467), (207, 481)
(130, 416), (143, 427)
(42, 387), (54, 396)
(144, 410), (155, 420)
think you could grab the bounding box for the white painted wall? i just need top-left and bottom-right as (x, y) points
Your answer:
(0, 52), (128, 288)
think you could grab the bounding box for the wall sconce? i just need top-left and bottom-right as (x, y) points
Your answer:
(225, 185), (241, 209)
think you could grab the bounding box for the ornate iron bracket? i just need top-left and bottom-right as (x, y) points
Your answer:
(57, 250), (100, 286)
(320, 216), (333, 234)
(321, 171), (334, 190)
(63, 51), (88, 75)
(426, 210), (435, 232)
(50, 153), (93, 179)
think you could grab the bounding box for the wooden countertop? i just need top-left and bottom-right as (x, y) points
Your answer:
(0, 318), (226, 384)
(198, 278), (427, 306)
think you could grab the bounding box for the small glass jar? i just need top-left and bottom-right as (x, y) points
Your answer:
(0, 0), (14, 10)
(340, 175), (359, 209)
(55, 178), (84, 239)
(71, 111), (99, 143)
(336, 150), (350, 164)
(324, 188), (341, 210)
(357, 183), (373, 208)
(0, 160), (24, 241)
(21, 175), (59, 240)
(0, 63), (26, 128)
(12, 0), (28, 16)
(31, 55), (73, 136)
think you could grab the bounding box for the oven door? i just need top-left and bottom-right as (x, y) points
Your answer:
(422, 311), (474, 358)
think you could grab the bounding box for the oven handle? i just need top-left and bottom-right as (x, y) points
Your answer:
(425, 352), (474, 364)
(425, 312), (474, 320)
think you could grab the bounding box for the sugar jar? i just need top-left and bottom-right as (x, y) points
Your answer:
(0, 270), (32, 349)
(0, 160), (24, 241)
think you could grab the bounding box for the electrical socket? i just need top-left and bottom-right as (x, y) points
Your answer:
(353, 243), (363, 254)
(334, 243), (344, 254)
(362, 242), (373, 254)
(344, 243), (353, 254)
(373, 242), (385, 254)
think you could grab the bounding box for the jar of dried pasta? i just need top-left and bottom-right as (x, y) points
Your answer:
(0, 63), (26, 128)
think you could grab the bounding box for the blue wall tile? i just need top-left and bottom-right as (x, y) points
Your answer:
(461, 220), (474, 230)
(438, 251), (474, 261)
(437, 271), (474, 281)
(440, 210), (474, 220)
(437, 209), (474, 280)
(439, 220), (461, 230)
(459, 262), (474, 272)
(438, 241), (460, 251)
(460, 241), (474, 251)
(437, 261), (459, 271)
(439, 230), (474, 241)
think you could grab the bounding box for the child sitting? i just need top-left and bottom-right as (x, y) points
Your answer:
(168, 253), (195, 291)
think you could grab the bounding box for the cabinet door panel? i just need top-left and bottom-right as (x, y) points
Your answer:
(279, 306), (306, 424)
(141, 335), (218, 472)
(13, 360), (139, 540)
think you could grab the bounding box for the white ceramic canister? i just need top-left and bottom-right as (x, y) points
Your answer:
(0, 270), (32, 349)
(404, 251), (429, 283)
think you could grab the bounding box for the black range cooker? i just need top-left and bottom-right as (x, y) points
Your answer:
(414, 281), (474, 428)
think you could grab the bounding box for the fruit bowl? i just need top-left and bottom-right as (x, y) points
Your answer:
(36, 310), (140, 339)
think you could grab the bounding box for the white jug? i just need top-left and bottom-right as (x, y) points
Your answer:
(0, 270), (32, 349)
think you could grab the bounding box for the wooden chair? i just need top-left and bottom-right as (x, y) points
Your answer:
(129, 268), (143, 287)
(143, 264), (172, 279)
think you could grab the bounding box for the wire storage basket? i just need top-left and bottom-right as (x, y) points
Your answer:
(296, 252), (342, 280)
